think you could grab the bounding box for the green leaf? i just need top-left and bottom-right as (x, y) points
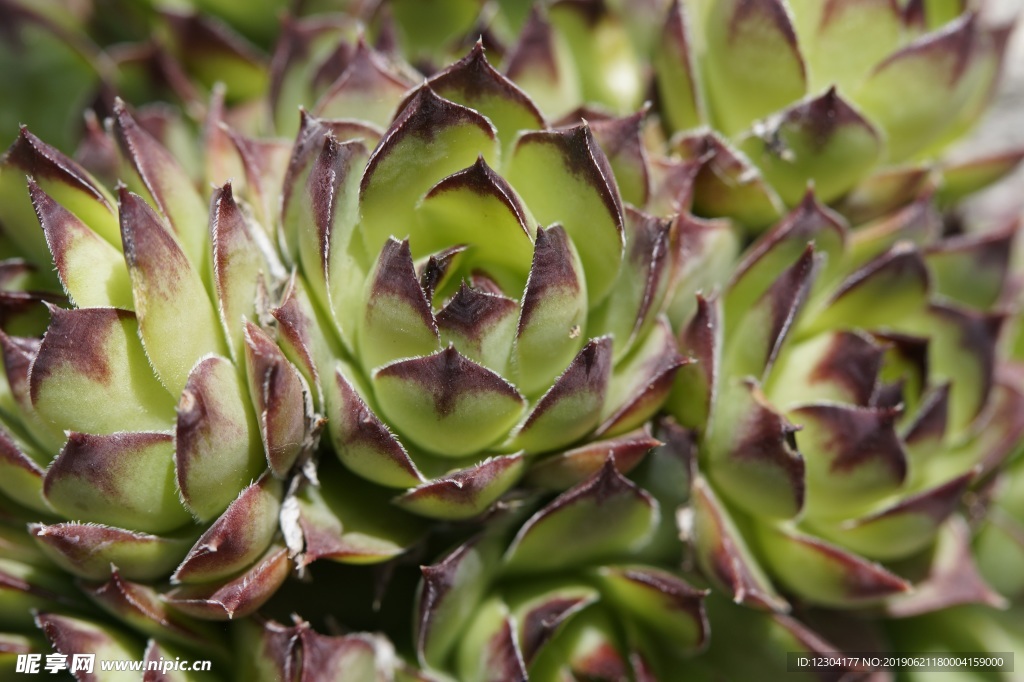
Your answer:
(359, 87), (499, 264)
(31, 523), (192, 582)
(701, 0), (807, 136)
(175, 356), (265, 522)
(43, 432), (190, 535)
(504, 460), (657, 573)
(373, 347), (526, 457)
(29, 179), (132, 309)
(119, 189), (228, 397)
(506, 125), (624, 304)
(30, 307), (176, 434)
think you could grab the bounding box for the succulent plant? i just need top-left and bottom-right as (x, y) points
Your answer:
(666, 190), (1024, 615)
(0, 1), (1023, 680)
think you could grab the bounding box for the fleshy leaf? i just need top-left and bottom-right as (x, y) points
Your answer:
(358, 238), (440, 370)
(924, 227), (1013, 310)
(738, 88), (883, 205)
(525, 429), (660, 491)
(688, 477), (787, 611)
(359, 87), (499, 263)
(511, 225), (587, 397)
(298, 134), (367, 337)
(668, 295), (720, 431)
(416, 535), (504, 669)
(292, 458), (424, 564)
(165, 545), (291, 620)
(792, 403), (907, 521)
(806, 243), (930, 334)
(598, 318), (686, 437)
(416, 156), (535, 297)
(173, 476), (281, 584)
(725, 191), (847, 322)
(427, 41), (545, 156)
(504, 7), (581, 118)
(210, 182), (268, 362)
(839, 165), (931, 224)
(176, 355), (265, 521)
(506, 125), (624, 304)
(854, 14), (982, 162)
(938, 149), (1024, 205)
(677, 133), (784, 228)
(767, 331), (886, 409)
(113, 100), (210, 273)
(30, 307), (176, 434)
(373, 346), (526, 457)
(587, 110), (652, 208)
(903, 303), (1000, 434)
(756, 525), (911, 607)
(323, 366), (422, 488)
(701, 0), (807, 136)
(596, 567), (708, 653)
(395, 454), (526, 520)
(0, 425), (46, 513)
(509, 337), (612, 454)
(0, 127), (119, 262)
(244, 322), (312, 478)
(120, 189), (228, 396)
(654, 0), (704, 132)
(504, 459), (657, 573)
(436, 283), (518, 375)
(590, 209), (672, 360)
(888, 516), (1007, 617)
(29, 179), (132, 309)
(35, 613), (141, 665)
(703, 380), (805, 520)
(30, 523), (191, 582)
(83, 570), (224, 653)
(314, 39), (414, 128)
(796, 0), (904, 92)
(814, 471), (974, 561)
(43, 432), (190, 535)
(724, 245), (816, 380)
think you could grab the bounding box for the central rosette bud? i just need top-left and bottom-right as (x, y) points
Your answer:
(282, 47), (684, 519)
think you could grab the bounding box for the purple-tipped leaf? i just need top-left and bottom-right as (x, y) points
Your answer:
(43, 432), (190, 534)
(525, 429), (659, 491)
(30, 307), (176, 434)
(504, 459), (658, 573)
(755, 525), (911, 607)
(688, 476), (787, 611)
(176, 355), (265, 521)
(395, 454), (525, 520)
(173, 476), (282, 584)
(165, 544), (291, 620)
(30, 523), (191, 582)
(373, 346), (526, 457)
(509, 337), (612, 454)
(323, 366), (422, 488)
(702, 0), (807, 136)
(244, 323), (313, 478)
(704, 381), (805, 520)
(506, 125), (624, 304)
(314, 39), (416, 128)
(112, 100), (210, 271)
(511, 225), (587, 397)
(120, 189), (228, 396)
(359, 87), (499, 263)
(358, 238), (441, 370)
(29, 179), (132, 309)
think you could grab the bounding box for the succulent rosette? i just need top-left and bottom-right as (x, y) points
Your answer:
(269, 43), (705, 523)
(0, 95), (449, 669)
(667, 190), (1024, 613)
(652, 0), (1023, 228)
